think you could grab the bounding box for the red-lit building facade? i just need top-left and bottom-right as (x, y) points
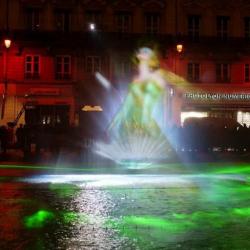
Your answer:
(1, 0), (250, 130)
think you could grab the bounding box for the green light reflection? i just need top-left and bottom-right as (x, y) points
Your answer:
(62, 212), (89, 224)
(24, 210), (54, 229)
(49, 183), (80, 198)
(208, 164), (250, 175)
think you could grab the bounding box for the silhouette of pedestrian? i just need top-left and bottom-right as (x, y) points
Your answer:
(16, 123), (25, 148)
(0, 125), (8, 155)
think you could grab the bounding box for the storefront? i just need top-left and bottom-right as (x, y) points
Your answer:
(0, 83), (75, 127)
(172, 84), (250, 127)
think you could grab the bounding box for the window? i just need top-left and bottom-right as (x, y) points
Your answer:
(209, 112), (233, 119)
(26, 8), (40, 31)
(244, 17), (250, 40)
(115, 11), (132, 33)
(86, 11), (102, 30)
(25, 55), (40, 79)
(25, 105), (69, 127)
(188, 15), (200, 41)
(187, 63), (200, 82)
(237, 111), (250, 127)
(245, 64), (250, 82)
(217, 16), (229, 40)
(55, 9), (71, 32)
(181, 112), (208, 126)
(216, 63), (230, 82)
(86, 56), (101, 73)
(144, 12), (160, 34)
(116, 59), (132, 77)
(55, 56), (71, 80)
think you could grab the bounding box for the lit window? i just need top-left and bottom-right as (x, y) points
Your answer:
(144, 12), (160, 34)
(55, 56), (71, 80)
(55, 9), (71, 32)
(25, 55), (40, 79)
(26, 8), (40, 31)
(181, 111), (208, 126)
(187, 63), (200, 82)
(217, 16), (230, 40)
(209, 112), (233, 119)
(115, 11), (132, 33)
(237, 111), (250, 127)
(244, 17), (250, 40)
(216, 63), (230, 82)
(188, 15), (200, 41)
(115, 59), (132, 77)
(245, 64), (250, 82)
(86, 56), (101, 73)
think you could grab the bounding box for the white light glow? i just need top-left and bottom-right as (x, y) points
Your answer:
(237, 111), (250, 127)
(94, 134), (170, 164)
(95, 72), (111, 89)
(181, 111), (208, 126)
(20, 174), (195, 188)
(4, 39), (11, 49)
(170, 88), (174, 96)
(89, 23), (96, 31)
(19, 174), (245, 188)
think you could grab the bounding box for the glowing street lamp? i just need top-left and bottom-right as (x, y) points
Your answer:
(4, 38), (11, 49)
(1, 38), (12, 119)
(89, 23), (96, 31)
(176, 43), (183, 53)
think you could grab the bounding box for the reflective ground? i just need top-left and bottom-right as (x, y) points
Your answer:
(0, 163), (250, 250)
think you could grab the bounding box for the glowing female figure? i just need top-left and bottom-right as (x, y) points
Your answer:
(110, 47), (167, 138)
(95, 47), (173, 162)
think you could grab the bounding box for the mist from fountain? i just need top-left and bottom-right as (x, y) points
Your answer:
(94, 47), (175, 166)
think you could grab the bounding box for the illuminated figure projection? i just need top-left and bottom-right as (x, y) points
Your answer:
(95, 47), (174, 164)
(110, 47), (166, 137)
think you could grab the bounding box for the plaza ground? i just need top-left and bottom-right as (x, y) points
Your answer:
(1, 154), (250, 249)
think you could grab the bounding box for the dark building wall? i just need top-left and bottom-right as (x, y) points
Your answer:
(1, 0), (250, 128)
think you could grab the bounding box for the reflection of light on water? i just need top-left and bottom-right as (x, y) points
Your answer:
(8, 168), (250, 249)
(20, 174), (247, 188)
(21, 174), (195, 188)
(64, 187), (132, 248)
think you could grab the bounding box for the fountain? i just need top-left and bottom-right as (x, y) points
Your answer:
(94, 47), (174, 166)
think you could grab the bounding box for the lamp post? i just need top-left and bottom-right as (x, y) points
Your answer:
(4, 39), (11, 49)
(1, 38), (11, 119)
(1, 0), (11, 119)
(176, 43), (183, 53)
(167, 42), (183, 126)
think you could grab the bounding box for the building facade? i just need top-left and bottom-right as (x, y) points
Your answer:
(1, 0), (250, 130)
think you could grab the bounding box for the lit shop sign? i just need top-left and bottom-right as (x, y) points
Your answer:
(185, 92), (250, 100)
(82, 105), (103, 112)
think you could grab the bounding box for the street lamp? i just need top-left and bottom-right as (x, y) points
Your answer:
(4, 38), (11, 49)
(167, 43), (183, 124)
(88, 23), (96, 31)
(1, 38), (12, 119)
(176, 43), (183, 53)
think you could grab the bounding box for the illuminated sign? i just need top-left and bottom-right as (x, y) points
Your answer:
(82, 105), (103, 112)
(185, 92), (250, 100)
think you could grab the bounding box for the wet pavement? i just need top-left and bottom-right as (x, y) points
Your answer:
(0, 163), (250, 249)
